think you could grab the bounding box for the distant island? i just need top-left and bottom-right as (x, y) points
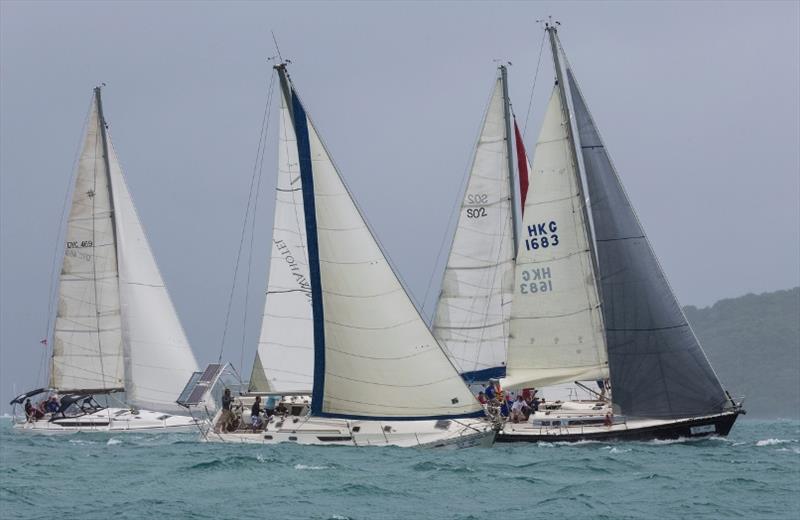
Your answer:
(685, 287), (800, 419)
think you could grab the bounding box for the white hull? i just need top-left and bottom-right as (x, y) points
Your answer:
(12, 407), (203, 434)
(206, 414), (495, 448)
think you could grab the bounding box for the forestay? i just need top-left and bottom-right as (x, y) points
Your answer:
(287, 85), (483, 419)
(567, 68), (728, 418)
(51, 97), (125, 392)
(433, 78), (515, 382)
(249, 92), (314, 393)
(109, 140), (199, 413)
(503, 87), (608, 390)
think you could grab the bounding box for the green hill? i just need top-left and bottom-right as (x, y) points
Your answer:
(684, 287), (800, 419)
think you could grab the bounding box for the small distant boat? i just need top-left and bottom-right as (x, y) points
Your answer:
(495, 23), (744, 442)
(179, 63), (495, 448)
(10, 88), (203, 434)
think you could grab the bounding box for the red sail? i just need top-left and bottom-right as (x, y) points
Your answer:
(514, 120), (530, 216)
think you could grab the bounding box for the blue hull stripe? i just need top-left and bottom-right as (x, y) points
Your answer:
(461, 366), (507, 383)
(290, 91), (326, 417)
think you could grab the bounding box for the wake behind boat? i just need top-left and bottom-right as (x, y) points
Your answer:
(10, 87), (203, 434)
(178, 64), (496, 448)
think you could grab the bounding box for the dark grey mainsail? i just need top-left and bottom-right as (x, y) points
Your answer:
(566, 68), (729, 419)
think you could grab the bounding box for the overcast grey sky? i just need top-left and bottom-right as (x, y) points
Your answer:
(1, 1), (798, 410)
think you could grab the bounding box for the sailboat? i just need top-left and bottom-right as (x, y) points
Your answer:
(432, 65), (519, 386)
(9, 87), (203, 433)
(179, 64), (495, 448)
(494, 24), (744, 442)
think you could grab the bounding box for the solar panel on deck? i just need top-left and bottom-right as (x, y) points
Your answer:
(177, 372), (203, 405)
(199, 363), (223, 383)
(177, 364), (226, 406)
(186, 383), (210, 404)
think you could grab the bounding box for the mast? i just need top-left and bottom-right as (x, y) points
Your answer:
(274, 63), (294, 124)
(93, 85), (118, 392)
(499, 65), (519, 255)
(93, 86), (118, 261)
(546, 24), (602, 297)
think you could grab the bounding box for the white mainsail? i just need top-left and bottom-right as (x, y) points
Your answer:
(249, 91), (314, 393)
(288, 84), (483, 419)
(51, 97), (124, 392)
(51, 89), (198, 413)
(109, 141), (199, 412)
(503, 87), (608, 390)
(432, 77), (515, 380)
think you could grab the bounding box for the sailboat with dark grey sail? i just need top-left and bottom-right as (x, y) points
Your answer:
(10, 88), (202, 433)
(181, 64), (495, 447)
(496, 24), (744, 442)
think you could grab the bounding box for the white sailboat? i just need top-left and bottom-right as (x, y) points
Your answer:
(180, 64), (495, 448)
(432, 65), (519, 386)
(495, 24), (744, 441)
(10, 88), (203, 433)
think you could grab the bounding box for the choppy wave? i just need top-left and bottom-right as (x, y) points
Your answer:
(755, 438), (796, 446)
(294, 463), (330, 470)
(0, 420), (798, 520)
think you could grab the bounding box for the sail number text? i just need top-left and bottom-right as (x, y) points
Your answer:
(66, 240), (93, 248)
(520, 267), (553, 294)
(524, 220), (559, 251)
(466, 193), (488, 219)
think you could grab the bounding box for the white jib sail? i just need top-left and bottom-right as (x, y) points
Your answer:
(432, 78), (515, 379)
(503, 87), (608, 390)
(108, 139), (199, 413)
(51, 97), (125, 392)
(302, 113), (483, 418)
(250, 93), (314, 393)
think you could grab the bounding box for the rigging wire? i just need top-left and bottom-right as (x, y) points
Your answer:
(217, 72), (277, 369)
(522, 29), (547, 138)
(239, 74), (277, 375)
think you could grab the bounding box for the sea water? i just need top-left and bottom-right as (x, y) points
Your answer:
(1, 418), (798, 519)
